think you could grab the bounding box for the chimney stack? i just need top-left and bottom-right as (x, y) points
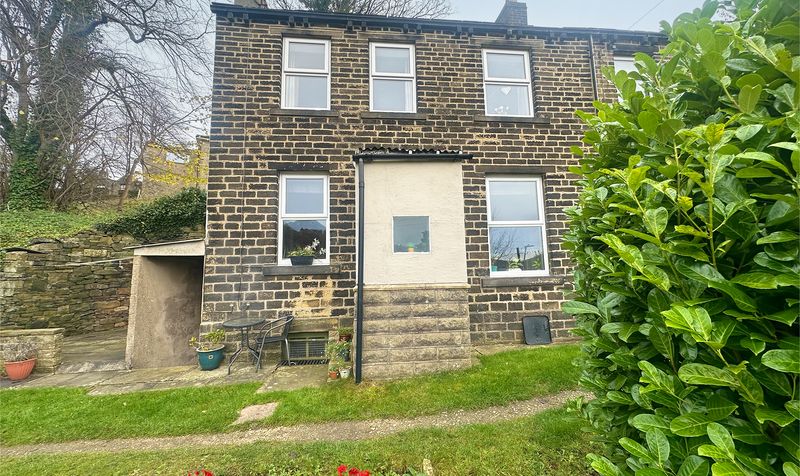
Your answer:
(495, 0), (528, 26)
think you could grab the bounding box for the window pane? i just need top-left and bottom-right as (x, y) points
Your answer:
(374, 46), (411, 74)
(287, 41), (326, 70)
(284, 74), (328, 109)
(372, 79), (413, 112)
(486, 52), (527, 79)
(485, 84), (531, 116)
(489, 226), (545, 272)
(613, 57), (636, 73)
(282, 220), (327, 259)
(488, 180), (539, 221)
(285, 177), (324, 214)
(393, 216), (430, 253)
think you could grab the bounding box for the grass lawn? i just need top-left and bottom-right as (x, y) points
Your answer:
(0, 345), (580, 446)
(0, 209), (121, 248)
(0, 409), (595, 476)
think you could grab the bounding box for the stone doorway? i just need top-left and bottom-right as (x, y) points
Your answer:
(360, 160), (472, 378)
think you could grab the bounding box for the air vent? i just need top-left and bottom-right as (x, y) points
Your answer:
(286, 332), (328, 361)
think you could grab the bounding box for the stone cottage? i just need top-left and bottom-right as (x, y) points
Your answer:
(201, 0), (664, 379)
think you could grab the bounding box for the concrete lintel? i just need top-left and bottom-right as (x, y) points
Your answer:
(362, 283), (470, 291)
(132, 239), (205, 257)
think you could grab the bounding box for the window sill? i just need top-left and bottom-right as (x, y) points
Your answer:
(473, 114), (551, 124)
(269, 108), (340, 117)
(360, 111), (428, 120)
(262, 265), (341, 276)
(481, 275), (566, 288)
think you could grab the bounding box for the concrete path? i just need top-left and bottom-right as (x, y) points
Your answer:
(0, 389), (588, 457)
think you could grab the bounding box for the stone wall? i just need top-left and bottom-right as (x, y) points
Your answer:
(0, 328), (65, 376)
(0, 231), (138, 335)
(361, 285), (472, 379)
(207, 5), (666, 345)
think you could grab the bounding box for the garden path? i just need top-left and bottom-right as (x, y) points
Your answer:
(0, 389), (589, 457)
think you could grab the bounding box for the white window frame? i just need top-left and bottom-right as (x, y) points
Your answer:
(486, 176), (549, 277)
(391, 215), (431, 254)
(281, 37), (331, 110)
(369, 42), (417, 113)
(482, 49), (534, 117)
(278, 174), (330, 265)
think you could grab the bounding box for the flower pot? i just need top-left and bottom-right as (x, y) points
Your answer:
(339, 367), (351, 379)
(196, 346), (224, 371)
(5, 358), (36, 381)
(290, 256), (314, 266)
(328, 370), (339, 379)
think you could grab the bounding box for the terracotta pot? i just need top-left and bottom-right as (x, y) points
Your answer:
(5, 358), (36, 381)
(328, 370), (339, 379)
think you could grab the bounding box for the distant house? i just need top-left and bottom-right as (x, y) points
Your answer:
(140, 135), (209, 199)
(179, 0), (664, 379)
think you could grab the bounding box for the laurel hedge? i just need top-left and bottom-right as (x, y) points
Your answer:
(563, 1), (799, 475)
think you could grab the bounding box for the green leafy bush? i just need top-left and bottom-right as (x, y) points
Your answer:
(97, 188), (206, 242)
(563, 1), (799, 475)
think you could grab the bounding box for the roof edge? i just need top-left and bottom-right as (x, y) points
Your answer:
(210, 3), (667, 40)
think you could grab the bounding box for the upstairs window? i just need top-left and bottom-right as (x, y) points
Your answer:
(482, 49), (533, 117)
(282, 38), (330, 110)
(613, 56), (636, 74)
(279, 174), (329, 265)
(486, 177), (548, 276)
(370, 43), (416, 113)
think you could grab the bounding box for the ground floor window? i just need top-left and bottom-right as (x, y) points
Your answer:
(279, 174), (329, 265)
(393, 216), (430, 253)
(486, 176), (549, 276)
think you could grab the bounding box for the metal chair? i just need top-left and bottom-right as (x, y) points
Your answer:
(253, 314), (294, 372)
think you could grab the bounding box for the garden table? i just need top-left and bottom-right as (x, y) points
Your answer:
(222, 316), (266, 375)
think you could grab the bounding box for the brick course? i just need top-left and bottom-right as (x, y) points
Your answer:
(207, 7), (664, 345)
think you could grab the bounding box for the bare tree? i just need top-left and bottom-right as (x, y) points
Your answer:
(0, 0), (211, 209)
(264, 0), (453, 18)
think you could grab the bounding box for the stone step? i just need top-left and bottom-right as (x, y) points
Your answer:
(57, 359), (128, 374)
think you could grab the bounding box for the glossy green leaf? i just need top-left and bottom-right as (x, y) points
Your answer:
(561, 301), (601, 316)
(707, 422), (735, 459)
(763, 349), (800, 373)
(678, 364), (738, 387)
(646, 429), (670, 465)
(678, 456), (710, 476)
(671, 413), (712, 436)
(755, 408), (796, 427)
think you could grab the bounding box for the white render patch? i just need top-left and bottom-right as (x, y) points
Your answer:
(232, 403), (279, 425)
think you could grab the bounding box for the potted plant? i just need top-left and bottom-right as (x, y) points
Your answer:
(508, 258), (523, 273)
(288, 238), (323, 265)
(337, 326), (353, 342)
(189, 328), (226, 370)
(3, 342), (37, 381)
(328, 361), (340, 380)
(339, 365), (351, 379)
(326, 340), (351, 362)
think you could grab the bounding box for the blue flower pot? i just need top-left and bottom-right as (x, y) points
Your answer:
(197, 347), (224, 371)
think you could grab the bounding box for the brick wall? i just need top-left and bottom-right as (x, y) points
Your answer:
(207, 9), (663, 344)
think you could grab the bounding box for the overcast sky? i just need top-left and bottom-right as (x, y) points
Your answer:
(448, 0), (706, 32)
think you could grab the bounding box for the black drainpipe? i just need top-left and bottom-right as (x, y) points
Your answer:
(588, 34), (599, 101)
(354, 158), (365, 384)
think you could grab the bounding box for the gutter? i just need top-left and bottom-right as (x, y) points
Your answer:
(354, 158), (365, 384)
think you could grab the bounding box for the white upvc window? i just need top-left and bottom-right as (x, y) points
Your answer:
(278, 174), (330, 265)
(486, 176), (549, 276)
(613, 56), (636, 74)
(281, 38), (331, 110)
(369, 43), (416, 113)
(482, 49), (533, 117)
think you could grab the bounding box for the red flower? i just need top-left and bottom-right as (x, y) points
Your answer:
(338, 465), (348, 476)
(348, 468), (360, 476)
(359, 471), (370, 476)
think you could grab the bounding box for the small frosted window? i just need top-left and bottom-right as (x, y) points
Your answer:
(393, 216), (430, 253)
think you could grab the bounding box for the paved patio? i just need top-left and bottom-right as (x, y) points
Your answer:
(1, 328), (328, 395)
